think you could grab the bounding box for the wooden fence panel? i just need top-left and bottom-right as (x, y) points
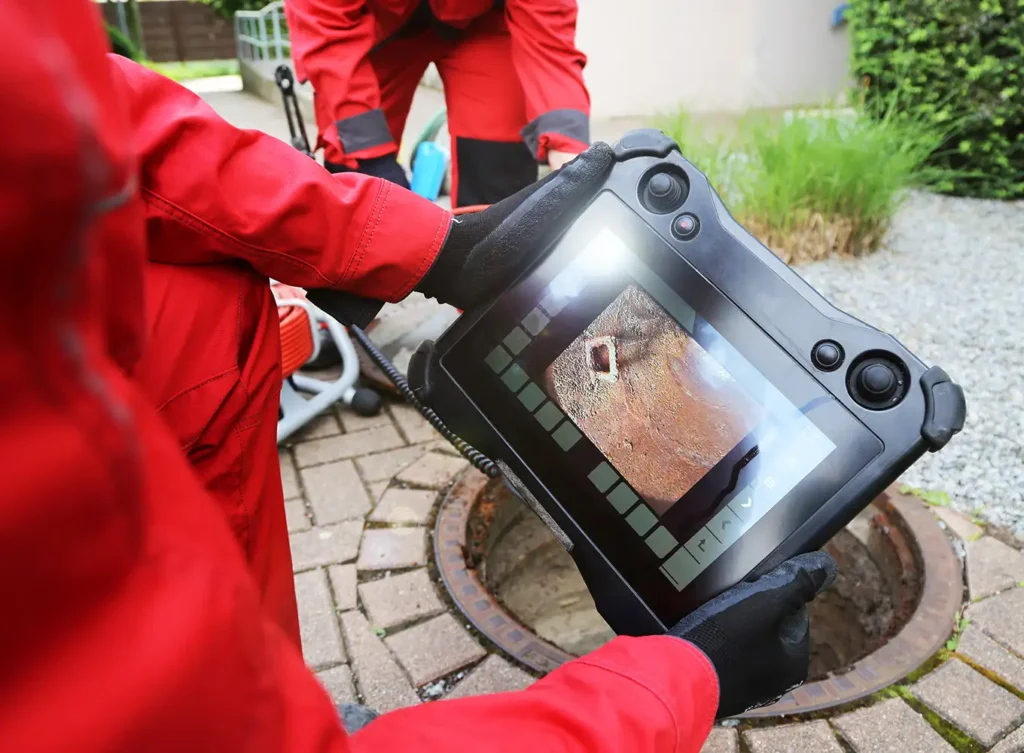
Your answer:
(99, 1), (238, 62)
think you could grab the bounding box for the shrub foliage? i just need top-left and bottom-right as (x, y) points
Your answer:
(848, 0), (1024, 199)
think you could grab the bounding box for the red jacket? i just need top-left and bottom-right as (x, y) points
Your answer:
(285, 0), (591, 162)
(0, 2), (718, 752)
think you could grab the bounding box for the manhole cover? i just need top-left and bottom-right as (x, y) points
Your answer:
(433, 475), (963, 715)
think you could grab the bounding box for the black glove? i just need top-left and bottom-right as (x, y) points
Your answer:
(671, 551), (837, 719)
(415, 141), (615, 310)
(325, 153), (410, 190)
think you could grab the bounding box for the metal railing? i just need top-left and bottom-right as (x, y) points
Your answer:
(235, 1), (290, 64)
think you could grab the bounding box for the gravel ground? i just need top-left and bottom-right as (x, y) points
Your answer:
(798, 193), (1024, 534)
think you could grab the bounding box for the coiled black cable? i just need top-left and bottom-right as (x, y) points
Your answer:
(348, 325), (500, 478)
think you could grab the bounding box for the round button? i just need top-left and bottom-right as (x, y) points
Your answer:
(641, 171), (687, 213)
(672, 213), (700, 240)
(811, 340), (843, 371)
(859, 363), (897, 399)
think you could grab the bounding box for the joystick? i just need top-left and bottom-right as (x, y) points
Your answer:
(641, 171), (687, 213)
(848, 355), (907, 409)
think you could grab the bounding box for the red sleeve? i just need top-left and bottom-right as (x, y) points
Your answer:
(350, 637), (719, 753)
(4, 4), (721, 753)
(285, 0), (397, 164)
(108, 55), (446, 302)
(505, 0), (592, 161)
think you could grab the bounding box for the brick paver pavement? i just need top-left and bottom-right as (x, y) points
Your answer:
(278, 396), (1024, 750)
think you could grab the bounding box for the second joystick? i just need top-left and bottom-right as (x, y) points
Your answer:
(641, 170), (688, 214)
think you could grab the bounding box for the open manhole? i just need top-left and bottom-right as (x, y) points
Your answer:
(434, 474), (964, 716)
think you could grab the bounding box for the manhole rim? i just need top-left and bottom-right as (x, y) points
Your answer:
(432, 476), (964, 716)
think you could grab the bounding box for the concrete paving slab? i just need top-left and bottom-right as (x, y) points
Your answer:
(832, 697), (955, 753)
(911, 659), (1024, 747)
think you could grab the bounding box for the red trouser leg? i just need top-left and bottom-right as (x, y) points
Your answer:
(437, 12), (538, 208)
(321, 32), (441, 166)
(133, 261), (301, 648)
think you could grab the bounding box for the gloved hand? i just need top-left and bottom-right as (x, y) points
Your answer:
(415, 141), (615, 310)
(325, 153), (410, 189)
(670, 551), (837, 719)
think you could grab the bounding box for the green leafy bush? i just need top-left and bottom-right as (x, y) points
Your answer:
(848, 0), (1024, 200)
(195, 0), (273, 19)
(657, 107), (948, 264)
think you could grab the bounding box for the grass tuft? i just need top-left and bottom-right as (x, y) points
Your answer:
(898, 484), (952, 508)
(144, 59), (240, 82)
(656, 103), (955, 264)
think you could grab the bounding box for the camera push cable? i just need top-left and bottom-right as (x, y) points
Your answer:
(346, 323), (499, 478)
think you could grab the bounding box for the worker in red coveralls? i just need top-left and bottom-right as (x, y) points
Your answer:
(1, 1), (837, 751)
(285, 0), (591, 206)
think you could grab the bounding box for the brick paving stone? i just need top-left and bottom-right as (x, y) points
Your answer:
(328, 564), (358, 612)
(911, 658), (1024, 747)
(338, 407), (393, 433)
(445, 655), (534, 699)
(423, 439), (463, 457)
(293, 412), (341, 441)
(699, 727), (738, 753)
(317, 664), (356, 704)
(295, 569), (345, 669)
(295, 425), (405, 468)
(368, 481), (389, 502)
(369, 488), (437, 526)
(969, 587), (1024, 656)
(358, 569), (443, 630)
(357, 528), (427, 571)
(285, 499), (310, 533)
(395, 452), (468, 489)
(290, 521), (363, 571)
(933, 505), (983, 542)
(301, 460), (372, 524)
(340, 610), (420, 712)
(743, 721), (843, 753)
(990, 724), (1024, 753)
(385, 613), (487, 686)
(958, 625), (1024, 691)
(279, 448), (301, 499)
(355, 446), (427, 482)
(966, 537), (1024, 600)
(388, 402), (438, 444)
(832, 697), (955, 753)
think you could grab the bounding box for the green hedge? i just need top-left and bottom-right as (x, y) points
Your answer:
(848, 0), (1024, 199)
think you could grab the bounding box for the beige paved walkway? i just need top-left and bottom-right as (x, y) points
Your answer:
(279, 400), (1024, 750)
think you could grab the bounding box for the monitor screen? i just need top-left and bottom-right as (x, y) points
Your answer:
(443, 194), (878, 623)
(494, 227), (837, 592)
(542, 282), (764, 513)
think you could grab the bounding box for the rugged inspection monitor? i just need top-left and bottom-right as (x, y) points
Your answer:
(408, 129), (966, 636)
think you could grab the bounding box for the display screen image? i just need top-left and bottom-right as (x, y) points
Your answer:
(542, 284), (764, 513)
(467, 225), (842, 598)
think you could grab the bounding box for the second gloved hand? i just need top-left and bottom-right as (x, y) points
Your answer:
(415, 142), (615, 311)
(671, 551), (837, 719)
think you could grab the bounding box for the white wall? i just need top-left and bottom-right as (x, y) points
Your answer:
(576, 0), (851, 119)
